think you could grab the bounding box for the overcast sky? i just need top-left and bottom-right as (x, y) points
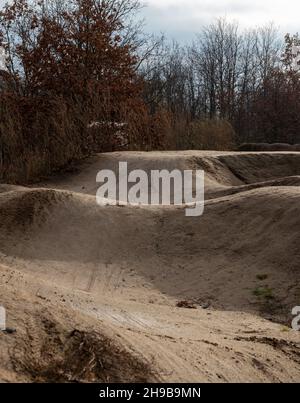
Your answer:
(0, 0), (299, 42)
(141, 0), (300, 41)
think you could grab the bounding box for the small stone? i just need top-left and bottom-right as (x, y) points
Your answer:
(3, 328), (16, 335)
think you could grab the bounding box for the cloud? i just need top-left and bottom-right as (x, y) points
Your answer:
(1, 0), (299, 42)
(142, 0), (300, 40)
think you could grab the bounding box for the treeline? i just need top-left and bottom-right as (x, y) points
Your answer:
(142, 20), (300, 149)
(0, 0), (300, 183)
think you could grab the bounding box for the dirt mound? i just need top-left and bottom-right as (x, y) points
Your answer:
(41, 151), (300, 199)
(1, 185), (300, 324)
(1, 151), (300, 382)
(0, 188), (71, 231)
(0, 184), (28, 194)
(238, 143), (300, 152)
(207, 176), (300, 199)
(217, 153), (300, 184)
(0, 266), (156, 383)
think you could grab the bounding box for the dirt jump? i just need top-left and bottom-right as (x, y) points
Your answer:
(1, 151), (300, 382)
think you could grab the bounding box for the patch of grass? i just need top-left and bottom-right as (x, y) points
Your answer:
(253, 286), (274, 300)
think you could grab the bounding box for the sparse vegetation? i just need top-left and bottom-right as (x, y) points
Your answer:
(256, 274), (269, 281)
(16, 328), (155, 383)
(253, 287), (274, 300)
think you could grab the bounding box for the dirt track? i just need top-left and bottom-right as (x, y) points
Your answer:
(1, 151), (300, 382)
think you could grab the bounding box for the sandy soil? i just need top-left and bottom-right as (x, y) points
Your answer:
(1, 151), (300, 383)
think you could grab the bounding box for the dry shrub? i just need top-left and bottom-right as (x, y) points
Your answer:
(0, 95), (23, 182)
(149, 115), (236, 151)
(166, 114), (191, 150)
(0, 95), (90, 183)
(185, 119), (235, 150)
(11, 314), (156, 383)
(147, 108), (173, 150)
(126, 111), (235, 152)
(0, 91), (136, 184)
(0, 93), (236, 185)
(125, 105), (173, 151)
